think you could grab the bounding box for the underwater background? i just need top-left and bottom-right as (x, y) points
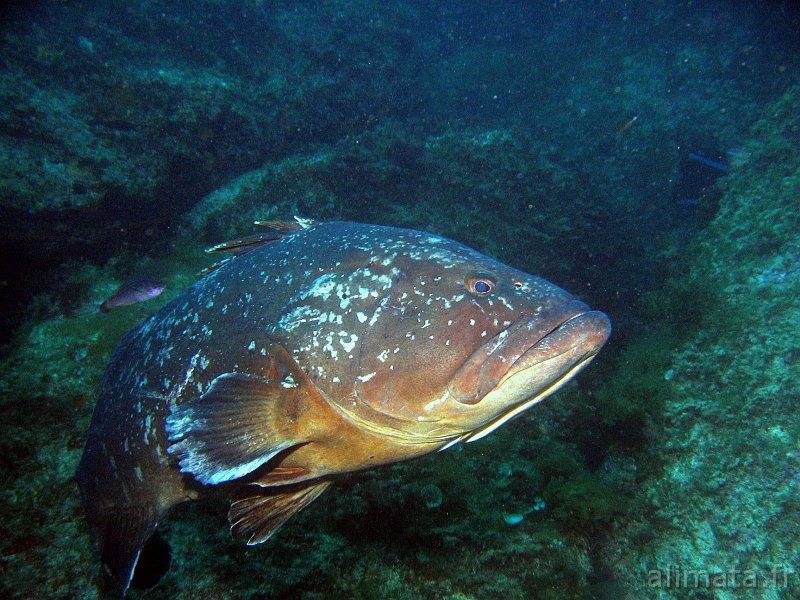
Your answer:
(1, 1), (799, 598)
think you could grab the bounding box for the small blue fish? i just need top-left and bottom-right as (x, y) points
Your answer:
(688, 151), (729, 173)
(100, 278), (166, 312)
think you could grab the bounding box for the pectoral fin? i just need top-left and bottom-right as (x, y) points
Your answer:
(229, 481), (331, 545)
(166, 372), (307, 485)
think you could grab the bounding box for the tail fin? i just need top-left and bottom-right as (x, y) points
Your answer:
(91, 504), (166, 597)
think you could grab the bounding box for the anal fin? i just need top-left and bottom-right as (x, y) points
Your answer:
(229, 481), (331, 545)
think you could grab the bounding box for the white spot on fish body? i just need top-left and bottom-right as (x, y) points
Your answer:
(143, 415), (152, 444)
(369, 307), (382, 326)
(301, 273), (337, 301)
(340, 333), (358, 353)
(357, 311), (368, 323)
(324, 333), (339, 359)
(280, 306), (323, 332)
(248, 341), (256, 351)
(357, 372), (376, 383)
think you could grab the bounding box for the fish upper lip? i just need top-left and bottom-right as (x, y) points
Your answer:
(498, 299), (592, 367)
(447, 299), (595, 405)
(505, 307), (587, 366)
(499, 308), (611, 385)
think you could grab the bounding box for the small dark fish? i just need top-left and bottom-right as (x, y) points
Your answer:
(100, 279), (166, 313)
(616, 114), (638, 134)
(688, 151), (729, 173)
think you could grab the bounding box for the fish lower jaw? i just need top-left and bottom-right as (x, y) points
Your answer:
(462, 352), (597, 444)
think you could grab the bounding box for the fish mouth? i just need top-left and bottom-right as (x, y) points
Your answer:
(448, 299), (608, 406)
(455, 306), (611, 442)
(497, 308), (611, 388)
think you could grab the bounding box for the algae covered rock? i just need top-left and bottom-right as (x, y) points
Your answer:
(608, 85), (800, 599)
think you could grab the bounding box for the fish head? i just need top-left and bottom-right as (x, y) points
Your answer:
(295, 225), (610, 446)
(433, 273), (611, 442)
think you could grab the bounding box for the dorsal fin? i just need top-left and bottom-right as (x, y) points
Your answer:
(204, 217), (315, 255)
(205, 232), (287, 255)
(196, 256), (235, 277)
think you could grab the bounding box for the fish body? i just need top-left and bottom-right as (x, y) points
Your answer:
(616, 114), (638, 134)
(688, 151), (730, 173)
(77, 220), (610, 595)
(100, 278), (166, 312)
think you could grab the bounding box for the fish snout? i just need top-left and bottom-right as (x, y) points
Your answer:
(447, 298), (610, 406)
(497, 298), (609, 379)
(565, 309), (612, 358)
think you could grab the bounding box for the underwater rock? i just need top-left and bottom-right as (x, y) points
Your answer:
(607, 85), (800, 599)
(420, 484), (444, 510)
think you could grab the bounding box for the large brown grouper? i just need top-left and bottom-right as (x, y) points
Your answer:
(76, 219), (611, 595)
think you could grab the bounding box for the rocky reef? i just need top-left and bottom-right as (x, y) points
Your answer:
(608, 84), (800, 599)
(1, 1), (799, 598)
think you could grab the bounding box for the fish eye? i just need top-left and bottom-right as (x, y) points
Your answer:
(513, 281), (524, 290)
(466, 275), (495, 296)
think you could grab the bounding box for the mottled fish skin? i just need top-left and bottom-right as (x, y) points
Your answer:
(77, 220), (610, 595)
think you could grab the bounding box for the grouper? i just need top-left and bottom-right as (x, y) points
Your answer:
(76, 219), (611, 595)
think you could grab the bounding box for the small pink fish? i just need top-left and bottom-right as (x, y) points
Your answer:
(100, 279), (165, 313)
